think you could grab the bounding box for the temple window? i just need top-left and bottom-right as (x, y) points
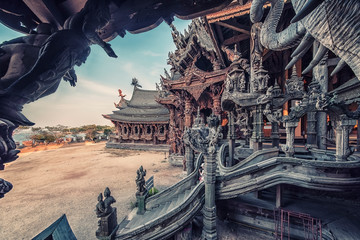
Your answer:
(160, 126), (164, 134)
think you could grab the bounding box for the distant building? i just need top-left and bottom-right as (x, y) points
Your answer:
(103, 84), (170, 150)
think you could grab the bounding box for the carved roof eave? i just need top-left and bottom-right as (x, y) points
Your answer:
(155, 94), (180, 107)
(106, 119), (169, 125)
(162, 67), (228, 90)
(205, 0), (291, 23)
(163, 67), (227, 101)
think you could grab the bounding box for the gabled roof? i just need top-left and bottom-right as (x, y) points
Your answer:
(32, 214), (77, 240)
(103, 87), (169, 123)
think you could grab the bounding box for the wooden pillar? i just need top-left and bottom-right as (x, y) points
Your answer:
(313, 42), (328, 149)
(184, 96), (192, 127)
(271, 122), (280, 147)
(284, 121), (298, 157)
(307, 112), (317, 147)
(227, 112), (235, 167)
(212, 95), (221, 116)
(276, 185), (283, 208)
(251, 105), (264, 151)
(335, 116), (356, 161)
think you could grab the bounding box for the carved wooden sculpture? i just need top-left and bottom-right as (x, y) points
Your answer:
(250, 0), (360, 79)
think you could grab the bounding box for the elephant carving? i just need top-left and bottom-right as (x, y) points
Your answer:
(250, 0), (360, 80)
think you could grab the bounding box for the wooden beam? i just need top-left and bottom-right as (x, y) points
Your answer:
(215, 21), (250, 35)
(215, 24), (224, 43)
(262, 49), (274, 61)
(222, 34), (250, 46)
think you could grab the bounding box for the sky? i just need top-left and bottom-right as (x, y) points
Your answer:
(0, 19), (191, 127)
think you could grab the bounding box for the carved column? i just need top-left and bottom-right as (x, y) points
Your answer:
(250, 22), (263, 93)
(335, 116), (356, 161)
(211, 84), (222, 116)
(313, 42), (328, 150)
(251, 105), (264, 151)
(185, 144), (195, 175)
(227, 112), (235, 167)
(182, 115), (222, 240)
(282, 121), (298, 157)
(184, 94), (193, 127)
(169, 106), (177, 154)
(271, 122), (280, 148)
(307, 112), (317, 147)
(202, 151), (217, 240)
(212, 96), (222, 116)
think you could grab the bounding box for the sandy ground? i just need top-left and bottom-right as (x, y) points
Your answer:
(0, 142), (184, 240)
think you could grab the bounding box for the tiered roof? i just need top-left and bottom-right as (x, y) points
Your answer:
(103, 87), (169, 123)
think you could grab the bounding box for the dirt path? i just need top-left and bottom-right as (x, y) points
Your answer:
(0, 142), (184, 240)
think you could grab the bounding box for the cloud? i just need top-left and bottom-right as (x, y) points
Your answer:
(78, 78), (115, 96)
(142, 50), (162, 57)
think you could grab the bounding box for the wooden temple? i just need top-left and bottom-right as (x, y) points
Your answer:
(157, 0), (358, 162)
(156, 19), (228, 160)
(103, 82), (170, 150)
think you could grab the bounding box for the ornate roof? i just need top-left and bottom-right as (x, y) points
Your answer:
(165, 18), (222, 78)
(103, 87), (169, 123)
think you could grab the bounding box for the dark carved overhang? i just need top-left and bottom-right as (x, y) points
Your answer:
(0, 0), (232, 39)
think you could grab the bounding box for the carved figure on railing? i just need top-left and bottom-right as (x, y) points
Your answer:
(234, 108), (251, 138)
(95, 187), (117, 238)
(136, 166), (147, 195)
(95, 193), (106, 217)
(95, 187), (116, 218)
(183, 113), (222, 154)
(264, 104), (282, 124)
(104, 187), (116, 211)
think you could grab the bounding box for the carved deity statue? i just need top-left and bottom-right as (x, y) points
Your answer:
(95, 187), (116, 218)
(135, 166), (147, 195)
(95, 193), (106, 217)
(95, 187), (117, 237)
